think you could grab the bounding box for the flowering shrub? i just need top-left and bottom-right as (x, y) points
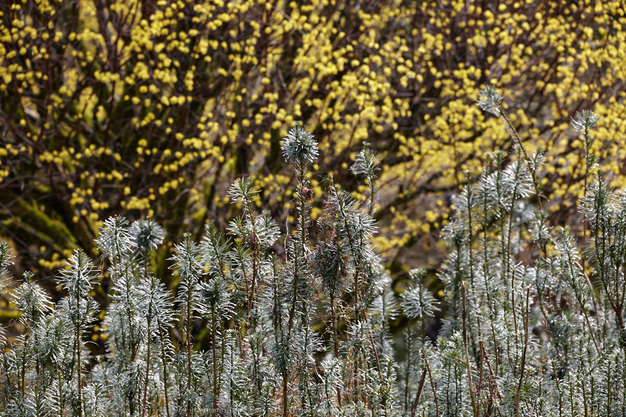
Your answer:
(1, 103), (626, 416)
(2, 0), (626, 278)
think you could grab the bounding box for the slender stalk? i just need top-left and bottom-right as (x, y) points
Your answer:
(76, 325), (83, 417)
(34, 355), (41, 417)
(515, 289), (530, 417)
(464, 177), (482, 360)
(479, 340), (502, 401)
(0, 353), (6, 409)
(21, 340), (26, 398)
(422, 350), (439, 417)
(466, 175), (476, 289)
(186, 287), (192, 417)
(287, 247), (301, 334)
(507, 159), (522, 352)
(58, 369), (64, 417)
(461, 283), (478, 417)
(159, 326), (171, 417)
(288, 157), (309, 334)
(405, 327), (411, 413)
(330, 291), (342, 408)
(481, 191), (501, 375)
(477, 343), (484, 411)
(142, 276), (154, 417)
(282, 369), (289, 417)
(141, 325), (151, 417)
(409, 366), (427, 417)
(564, 247), (601, 355)
(246, 202), (259, 322)
(211, 306), (219, 417)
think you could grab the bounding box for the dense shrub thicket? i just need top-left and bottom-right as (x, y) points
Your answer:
(1, 97), (626, 416)
(2, 0), (626, 280)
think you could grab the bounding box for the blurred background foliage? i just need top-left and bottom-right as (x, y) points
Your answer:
(1, 0), (626, 306)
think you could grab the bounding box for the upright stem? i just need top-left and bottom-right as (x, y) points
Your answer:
(479, 340), (502, 403)
(409, 366), (427, 417)
(287, 247), (299, 332)
(299, 160), (307, 245)
(461, 283), (478, 417)
(330, 292), (342, 408)
(405, 327), (411, 413)
(282, 369), (289, 417)
(246, 204), (259, 322)
(76, 325), (83, 417)
(506, 161), (522, 351)
(422, 350), (439, 417)
(288, 160), (309, 333)
(58, 369), (64, 417)
(465, 180), (482, 360)
(466, 179), (476, 289)
(142, 281), (154, 417)
(515, 289), (530, 417)
(21, 340), (26, 398)
(186, 286), (192, 417)
(159, 326), (171, 417)
(141, 324), (151, 417)
(564, 249), (600, 355)
(211, 307), (218, 417)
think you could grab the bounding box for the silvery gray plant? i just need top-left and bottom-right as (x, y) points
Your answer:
(1, 99), (625, 417)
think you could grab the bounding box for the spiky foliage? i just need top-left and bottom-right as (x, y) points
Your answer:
(2, 111), (626, 417)
(0, 242), (11, 293)
(281, 122), (318, 167)
(400, 97), (626, 417)
(351, 142), (381, 214)
(476, 85), (503, 115)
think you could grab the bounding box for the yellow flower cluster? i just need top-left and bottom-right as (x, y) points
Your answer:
(1, 0), (625, 274)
